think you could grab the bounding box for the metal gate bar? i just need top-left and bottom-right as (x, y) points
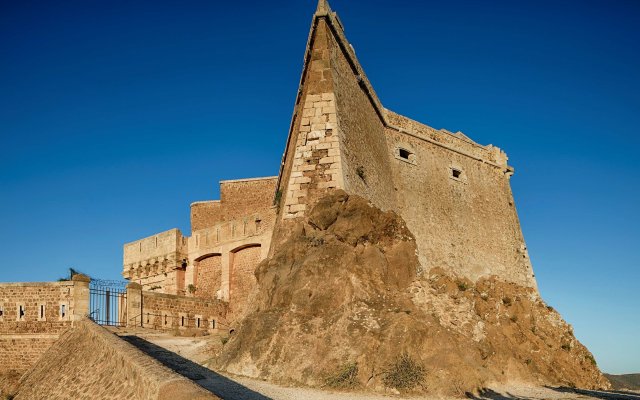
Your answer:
(89, 280), (127, 327)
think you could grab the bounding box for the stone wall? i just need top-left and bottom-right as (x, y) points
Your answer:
(127, 285), (230, 332)
(195, 254), (222, 300)
(123, 228), (189, 294)
(190, 201), (222, 232)
(0, 275), (90, 379)
(190, 178), (277, 232)
(124, 178), (277, 304)
(229, 245), (261, 316)
(272, 2), (536, 288)
(0, 335), (58, 380)
(14, 320), (217, 400)
(219, 178), (277, 222)
(384, 127), (535, 287)
(124, 228), (188, 268)
(328, 16), (396, 213)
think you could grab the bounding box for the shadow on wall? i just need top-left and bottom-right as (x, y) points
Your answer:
(120, 335), (271, 400)
(465, 387), (640, 400)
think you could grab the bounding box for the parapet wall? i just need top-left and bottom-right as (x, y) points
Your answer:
(0, 275), (90, 377)
(127, 285), (229, 332)
(191, 177), (278, 231)
(14, 320), (217, 400)
(123, 228), (188, 270)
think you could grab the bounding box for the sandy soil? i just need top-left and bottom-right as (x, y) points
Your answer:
(113, 329), (639, 400)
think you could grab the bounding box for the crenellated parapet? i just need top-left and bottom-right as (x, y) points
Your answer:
(190, 210), (275, 253)
(123, 179), (277, 311)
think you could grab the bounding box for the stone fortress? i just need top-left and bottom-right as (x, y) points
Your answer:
(123, 0), (537, 318)
(0, 1), (610, 398)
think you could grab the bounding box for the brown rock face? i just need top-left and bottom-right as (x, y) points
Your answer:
(217, 191), (609, 396)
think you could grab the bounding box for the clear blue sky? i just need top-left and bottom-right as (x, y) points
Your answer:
(1, 0), (638, 374)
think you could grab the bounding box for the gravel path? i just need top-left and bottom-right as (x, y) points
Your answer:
(116, 330), (639, 400)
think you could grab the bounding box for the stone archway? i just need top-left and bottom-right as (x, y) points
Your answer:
(229, 244), (262, 315)
(193, 253), (222, 300)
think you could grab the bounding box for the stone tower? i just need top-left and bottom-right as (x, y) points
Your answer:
(275, 0), (537, 288)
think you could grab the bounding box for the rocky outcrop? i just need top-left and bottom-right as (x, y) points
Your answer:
(217, 190), (609, 396)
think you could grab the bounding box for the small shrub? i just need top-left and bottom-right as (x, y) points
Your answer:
(274, 190), (282, 207)
(356, 166), (366, 181)
(525, 359), (532, 365)
(325, 362), (359, 389)
(510, 315), (518, 323)
(502, 297), (512, 306)
(187, 284), (197, 294)
(456, 281), (469, 291)
(382, 353), (425, 391)
(561, 343), (571, 351)
(221, 336), (229, 345)
(585, 354), (597, 366)
(546, 305), (554, 312)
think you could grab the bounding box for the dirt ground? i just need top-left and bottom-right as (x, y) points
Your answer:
(114, 329), (639, 400)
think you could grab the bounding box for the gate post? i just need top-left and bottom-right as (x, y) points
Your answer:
(126, 282), (142, 328)
(72, 274), (91, 321)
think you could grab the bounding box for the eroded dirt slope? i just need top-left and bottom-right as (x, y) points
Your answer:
(217, 190), (609, 396)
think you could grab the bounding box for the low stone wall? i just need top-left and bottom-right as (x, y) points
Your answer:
(0, 335), (58, 377)
(14, 320), (217, 400)
(0, 275), (90, 380)
(127, 284), (230, 332)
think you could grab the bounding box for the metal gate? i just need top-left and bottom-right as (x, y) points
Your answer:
(89, 279), (127, 327)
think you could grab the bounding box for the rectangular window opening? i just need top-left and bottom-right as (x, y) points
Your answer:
(60, 304), (66, 318)
(452, 169), (462, 179)
(211, 319), (216, 329)
(40, 305), (45, 319)
(181, 316), (185, 327)
(19, 305), (25, 320)
(196, 318), (201, 328)
(164, 315), (168, 325)
(399, 148), (411, 159)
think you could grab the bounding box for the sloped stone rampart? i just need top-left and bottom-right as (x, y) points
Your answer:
(14, 320), (218, 400)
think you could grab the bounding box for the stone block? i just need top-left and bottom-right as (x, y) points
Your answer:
(321, 93), (335, 101)
(319, 156), (336, 164)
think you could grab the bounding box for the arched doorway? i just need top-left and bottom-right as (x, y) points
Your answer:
(229, 244), (261, 314)
(193, 253), (222, 299)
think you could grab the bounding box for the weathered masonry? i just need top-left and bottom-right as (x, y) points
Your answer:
(274, 0), (536, 288)
(0, 275), (228, 386)
(123, 177), (276, 317)
(0, 275), (90, 377)
(123, 0), (537, 314)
